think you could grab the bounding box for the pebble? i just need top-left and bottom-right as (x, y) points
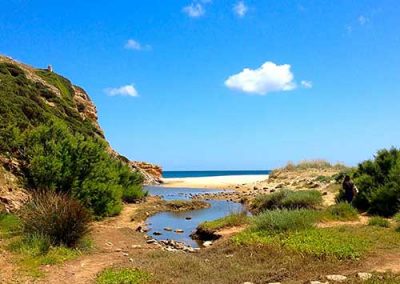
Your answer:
(153, 231), (162, 236)
(326, 275), (347, 282)
(114, 248), (122, 252)
(357, 272), (373, 281)
(163, 227), (172, 231)
(146, 239), (156, 244)
(131, 245), (142, 249)
(185, 216), (192, 220)
(175, 229), (184, 233)
(203, 241), (213, 247)
(123, 253), (129, 256)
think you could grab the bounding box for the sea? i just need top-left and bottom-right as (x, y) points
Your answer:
(162, 170), (271, 178)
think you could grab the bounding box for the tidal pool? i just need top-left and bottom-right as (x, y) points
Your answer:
(145, 186), (246, 248)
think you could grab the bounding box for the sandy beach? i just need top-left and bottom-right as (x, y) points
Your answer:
(161, 174), (269, 189)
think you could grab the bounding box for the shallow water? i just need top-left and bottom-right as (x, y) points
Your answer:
(145, 186), (246, 248)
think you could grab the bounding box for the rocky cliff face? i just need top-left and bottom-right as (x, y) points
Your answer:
(0, 55), (162, 211)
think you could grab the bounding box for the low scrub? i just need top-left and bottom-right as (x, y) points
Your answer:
(18, 191), (91, 247)
(96, 268), (150, 284)
(251, 209), (319, 234)
(278, 160), (347, 172)
(321, 203), (359, 221)
(251, 189), (323, 213)
(368, 216), (390, 228)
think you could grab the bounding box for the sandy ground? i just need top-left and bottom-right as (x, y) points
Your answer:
(161, 175), (269, 189)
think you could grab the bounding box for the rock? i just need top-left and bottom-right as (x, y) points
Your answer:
(123, 253), (129, 256)
(357, 272), (373, 281)
(153, 231), (162, 236)
(129, 258), (134, 262)
(322, 191), (328, 196)
(310, 281), (329, 284)
(243, 282), (254, 284)
(203, 241), (213, 247)
(185, 216), (192, 220)
(146, 239), (156, 244)
(131, 245), (142, 249)
(270, 189), (276, 193)
(163, 227), (172, 231)
(326, 275), (347, 282)
(175, 229), (184, 233)
(105, 242), (113, 246)
(114, 248), (122, 252)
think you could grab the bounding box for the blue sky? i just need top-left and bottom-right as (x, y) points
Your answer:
(1, 0), (399, 170)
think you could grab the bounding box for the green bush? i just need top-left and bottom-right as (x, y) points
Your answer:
(18, 191), (91, 247)
(352, 148), (400, 217)
(368, 216), (390, 228)
(251, 190), (322, 213)
(322, 203), (359, 221)
(96, 268), (150, 284)
(251, 209), (319, 234)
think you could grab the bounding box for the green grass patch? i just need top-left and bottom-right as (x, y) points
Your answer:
(234, 224), (400, 260)
(251, 209), (319, 233)
(251, 190), (323, 213)
(6, 234), (89, 277)
(0, 214), (21, 238)
(199, 212), (249, 231)
(283, 227), (368, 260)
(368, 216), (391, 228)
(321, 203), (359, 221)
(96, 268), (150, 284)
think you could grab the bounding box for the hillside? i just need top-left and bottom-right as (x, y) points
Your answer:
(0, 55), (161, 213)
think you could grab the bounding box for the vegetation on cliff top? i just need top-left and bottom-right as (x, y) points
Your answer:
(0, 60), (145, 217)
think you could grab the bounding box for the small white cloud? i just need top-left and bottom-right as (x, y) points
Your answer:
(105, 84), (138, 97)
(225, 61), (297, 95)
(301, 80), (313, 89)
(124, 39), (151, 51)
(183, 2), (205, 18)
(233, 1), (248, 17)
(358, 15), (369, 25)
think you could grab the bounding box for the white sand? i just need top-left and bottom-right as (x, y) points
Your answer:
(161, 175), (269, 189)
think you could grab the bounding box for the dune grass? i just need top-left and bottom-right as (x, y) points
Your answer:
(199, 212), (249, 231)
(251, 189), (323, 213)
(96, 268), (150, 284)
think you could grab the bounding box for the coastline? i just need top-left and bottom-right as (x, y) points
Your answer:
(161, 174), (269, 190)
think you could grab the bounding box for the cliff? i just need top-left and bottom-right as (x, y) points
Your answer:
(0, 55), (162, 212)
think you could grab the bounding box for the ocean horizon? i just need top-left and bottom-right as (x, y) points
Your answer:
(163, 170), (271, 178)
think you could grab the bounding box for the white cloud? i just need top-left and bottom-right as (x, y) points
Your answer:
(301, 80), (313, 89)
(358, 15), (369, 25)
(233, 1), (248, 17)
(105, 84), (138, 97)
(124, 39), (151, 51)
(183, 2), (205, 18)
(225, 61), (297, 95)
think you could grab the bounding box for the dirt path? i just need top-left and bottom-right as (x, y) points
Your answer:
(38, 202), (159, 284)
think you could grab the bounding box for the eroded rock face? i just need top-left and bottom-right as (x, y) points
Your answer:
(0, 159), (29, 212)
(129, 161), (163, 185)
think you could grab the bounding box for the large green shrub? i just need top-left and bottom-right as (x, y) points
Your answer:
(352, 148), (400, 217)
(18, 191), (91, 247)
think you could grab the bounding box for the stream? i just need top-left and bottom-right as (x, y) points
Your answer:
(145, 186), (246, 248)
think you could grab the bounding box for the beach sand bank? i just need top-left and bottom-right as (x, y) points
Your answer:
(161, 175), (269, 189)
